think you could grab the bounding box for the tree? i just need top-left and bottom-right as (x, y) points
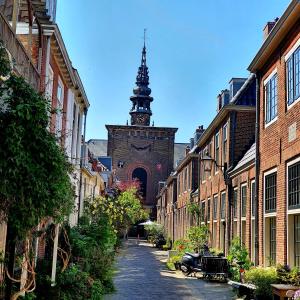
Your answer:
(187, 225), (209, 253)
(0, 49), (74, 298)
(187, 202), (203, 226)
(86, 187), (148, 236)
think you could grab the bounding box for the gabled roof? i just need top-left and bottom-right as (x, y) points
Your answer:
(196, 75), (256, 149)
(229, 143), (256, 176)
(248, 0), (300, 72)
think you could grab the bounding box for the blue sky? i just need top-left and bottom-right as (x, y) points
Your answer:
(56, 0), (290, 142)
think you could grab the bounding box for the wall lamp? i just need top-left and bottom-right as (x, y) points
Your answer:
(200, 154), (230, 184)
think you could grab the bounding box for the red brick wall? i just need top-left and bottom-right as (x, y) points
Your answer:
(231, 165), (255, 258)
(258, 19), (300, 266)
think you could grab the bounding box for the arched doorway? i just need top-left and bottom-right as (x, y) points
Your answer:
(132, 167), (147, 199)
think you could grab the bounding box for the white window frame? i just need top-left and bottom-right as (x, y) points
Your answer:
(264, 68), (278, 128)
(240, 183), (247, 221)
(214, 132), (220, 174)
(213, 194), (218, 223)
(285, 38), (300, 110)
(207, 198), (211, 224)
(263, 168), (278, 217)
(45, 65), (54, 101)
(250, 179), (256, 263)
(233, 187), (238, 221)
(222, 123), (228, 164)
(220, 191), (226, 221)
(286, 157), (300, 267)
(287, 156), (300, 214)
(56, 77), (64, 137)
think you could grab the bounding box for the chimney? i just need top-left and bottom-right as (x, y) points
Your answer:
(194, 125), (205, 144)
(263, 18), (279, 40)
(190, 138), (194, 149)
(217, 93), (222, 112)
(221, 89), (230, 107)
(185, 145), (191, 156)
(217, 90), (230, 111)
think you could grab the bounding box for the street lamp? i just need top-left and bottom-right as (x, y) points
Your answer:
(200, 153), (229, 183)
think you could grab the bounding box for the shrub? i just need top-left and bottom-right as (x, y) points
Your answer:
(56, 265), (92, 300)
(145, 223), (165, 245)
(210, 248), (224, 256)
(227, 237), (252, 281)
(277, 264), (300, 286)
(166, 262), (176, 271)
(172, 239), (193, 255)
(245, 267), (278, 300)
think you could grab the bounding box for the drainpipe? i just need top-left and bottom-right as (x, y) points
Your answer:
(78, 108), (88, 222)
(254, 73), (260, 266)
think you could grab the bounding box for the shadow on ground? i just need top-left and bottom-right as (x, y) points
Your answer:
(105, 239), (234, 300)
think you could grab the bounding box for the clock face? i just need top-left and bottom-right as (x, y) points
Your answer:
(132, 113), (149, 125)
(137, 114), (146, 124)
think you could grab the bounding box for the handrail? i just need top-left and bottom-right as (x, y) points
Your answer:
(0, 11), (40, 90)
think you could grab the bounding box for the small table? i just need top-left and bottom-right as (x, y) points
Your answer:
(271, 284), (300, 300)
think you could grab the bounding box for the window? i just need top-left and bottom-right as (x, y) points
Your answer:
(265, 73), (278, 124)
(221, 192), (226, 219)
(287, 47), (300, 106)
(213, 195), (218, 220)
(56, 77), (64, 137)
(215, 132), (220, 171)
(200, 151), (206, 182)
(233, 189), (238, 218)
(207, 199), (210, 221)
(184, 167), (188, 191)
(201, 201), (205, 222)
(46, 66), (53, 100)
(270, 217), (276, 265)
(241, 185), (247, 218)
(288, 160), (300, 209)
(251, 181), (256, 217)
(223, 124), (228, 163)
(265, 172), (277, 213)
(295, 215), (300, 267)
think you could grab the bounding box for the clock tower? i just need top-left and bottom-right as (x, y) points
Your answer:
(129, 41), (153, 126)
(106, 35), (178, 218)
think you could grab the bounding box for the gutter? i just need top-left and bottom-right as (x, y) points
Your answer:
(254, 73), (260, 266)
(248, 0), (300, 72)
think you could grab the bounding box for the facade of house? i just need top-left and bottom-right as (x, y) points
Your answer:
(157, 0), (300, 267)
(157, 76), (257, 256)
(0, 0), (92, 293)
(249, 0), (300, 267)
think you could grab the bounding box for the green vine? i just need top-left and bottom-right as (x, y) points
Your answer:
(0, 41), (11, 78)
(0, 54), (74, 238)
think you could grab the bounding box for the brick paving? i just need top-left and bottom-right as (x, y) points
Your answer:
(105, 239), (234, 300)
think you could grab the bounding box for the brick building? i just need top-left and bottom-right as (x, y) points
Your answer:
(248, 0), (300, 267)
(0, 0), (91, 291)
(106, 42), (177, 216)
(157, 76), (257, 256)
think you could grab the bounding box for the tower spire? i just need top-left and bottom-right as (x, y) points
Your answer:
(129, 31), (153, 126)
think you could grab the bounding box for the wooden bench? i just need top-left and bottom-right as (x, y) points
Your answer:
(271, 284), (300, 300)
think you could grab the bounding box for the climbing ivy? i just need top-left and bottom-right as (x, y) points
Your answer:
(0, 53), (74, 239)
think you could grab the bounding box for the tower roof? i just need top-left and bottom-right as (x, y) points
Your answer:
(129, 31), (153, 126)
(136, 43), (149, 87)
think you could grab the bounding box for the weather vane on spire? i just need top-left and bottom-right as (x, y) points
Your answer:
(143, 28), (147, 47)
